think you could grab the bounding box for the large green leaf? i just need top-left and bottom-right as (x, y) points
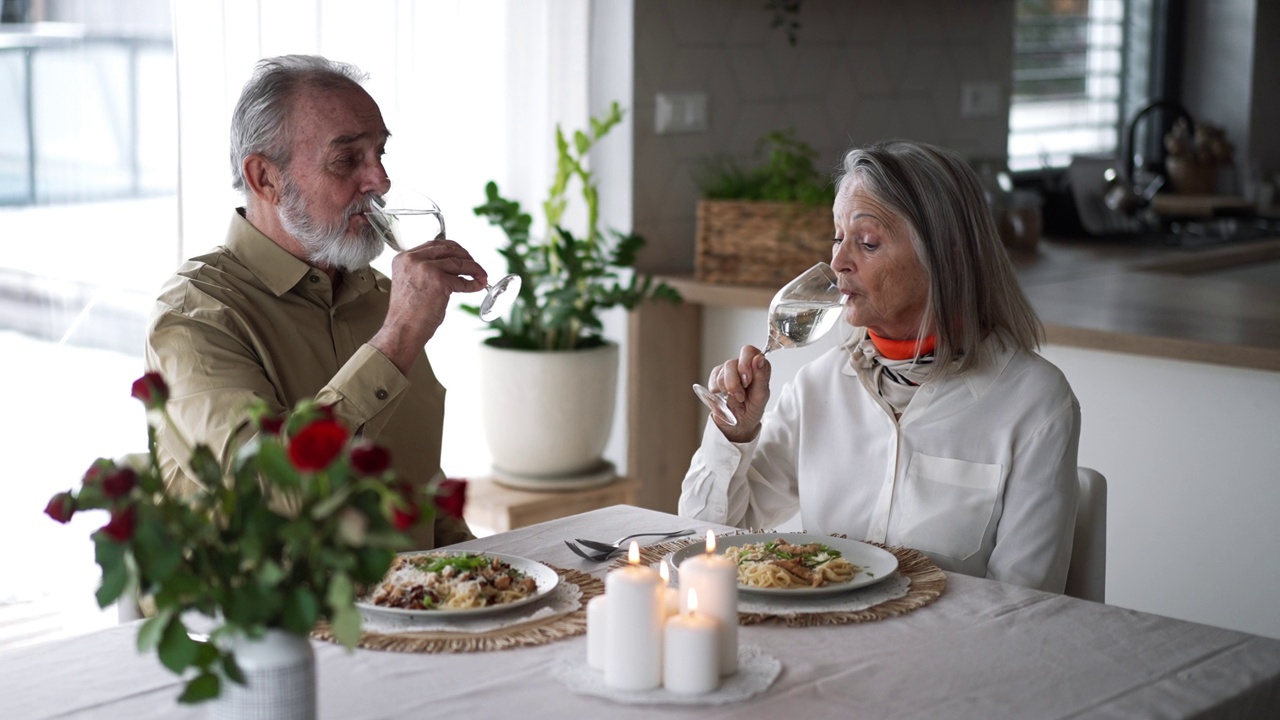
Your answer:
(137, 607), (175, 652)
(282, 588), (319, 635)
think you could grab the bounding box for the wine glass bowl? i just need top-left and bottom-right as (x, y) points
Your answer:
(692, 262), (846, 426)
(366, 190), (521, 322)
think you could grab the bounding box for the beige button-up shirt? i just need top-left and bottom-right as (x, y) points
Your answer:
(145, 209), (471, 549)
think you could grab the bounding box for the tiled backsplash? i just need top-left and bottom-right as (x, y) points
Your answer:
(632, 0), (1014, 273)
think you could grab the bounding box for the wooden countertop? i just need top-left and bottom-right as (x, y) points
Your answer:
(661, 235), (1280, 372)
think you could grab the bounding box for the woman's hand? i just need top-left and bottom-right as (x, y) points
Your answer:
(707, 345), (771, 442)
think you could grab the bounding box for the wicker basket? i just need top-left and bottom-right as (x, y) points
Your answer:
(695, 200), (833, 286)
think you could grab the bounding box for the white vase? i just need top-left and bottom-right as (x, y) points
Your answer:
(479, 342), (618, 480)
(210, 629), (316, 720)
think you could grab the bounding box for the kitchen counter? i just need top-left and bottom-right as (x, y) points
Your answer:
(626, 233), (1280, 512)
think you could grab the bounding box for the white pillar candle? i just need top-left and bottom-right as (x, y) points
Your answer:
(604, 541), (664, 690)
(677, 530), (739, 675)
(586, 595), (608, 670)
(663, 589), (720, 695)
(658, 562), (680, 620)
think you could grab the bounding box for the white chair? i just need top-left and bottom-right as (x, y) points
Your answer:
(1064, 467), (1107, 603)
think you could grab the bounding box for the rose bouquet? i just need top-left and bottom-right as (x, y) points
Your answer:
(44, 373), (465, 703)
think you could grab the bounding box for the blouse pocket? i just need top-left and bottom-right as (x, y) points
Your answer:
(897, 452), (1002, 562)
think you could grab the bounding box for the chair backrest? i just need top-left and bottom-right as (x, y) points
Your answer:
(1064, 467), (1107, 603)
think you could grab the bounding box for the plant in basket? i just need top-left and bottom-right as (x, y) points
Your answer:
(43, 372), (464, 705)
(691, 129), (838, 287)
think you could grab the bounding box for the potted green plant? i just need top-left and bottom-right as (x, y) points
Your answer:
(44, 373), (462, 716)
(468, 102), (679, 486)
(693, 129), (837, 287)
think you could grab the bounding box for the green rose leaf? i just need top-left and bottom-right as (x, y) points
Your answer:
(282, 588), (319, 635)
(94, 535), (128, 608)
(177, 671), (220, 704)
(137, 607), (175, 652)
(331, 605), (362, 649)
(158, 619), (199, 674)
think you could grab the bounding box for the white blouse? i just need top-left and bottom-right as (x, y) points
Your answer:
(678, 334), (1081, 593)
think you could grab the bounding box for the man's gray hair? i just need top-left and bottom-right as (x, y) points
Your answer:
(837, 140), (1042, 376)
(229, 55), (369, 193)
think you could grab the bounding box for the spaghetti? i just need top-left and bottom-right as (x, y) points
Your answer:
(367, 553), (538, 611)
(726, 538), (859, 589)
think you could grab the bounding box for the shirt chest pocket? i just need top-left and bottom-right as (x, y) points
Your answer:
(896, 453), (1003, 562)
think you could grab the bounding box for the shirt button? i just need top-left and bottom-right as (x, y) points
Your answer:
(309, 275), (320, 283)
(924, 386), (935, 394)
(375, 388), (388, 400)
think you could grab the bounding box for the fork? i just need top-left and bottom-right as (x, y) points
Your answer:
(572, 529), (695, 554)
(563, 540), (624, 563)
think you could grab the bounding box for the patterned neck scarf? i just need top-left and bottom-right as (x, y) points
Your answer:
(850, 331), (938, 415)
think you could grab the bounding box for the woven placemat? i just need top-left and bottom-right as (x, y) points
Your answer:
(636, 536), (946, 628)
(311, 566), (602, 653)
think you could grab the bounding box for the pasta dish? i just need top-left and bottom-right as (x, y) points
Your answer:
(367, 553), (539, 611)
(725, 538), (860, 589)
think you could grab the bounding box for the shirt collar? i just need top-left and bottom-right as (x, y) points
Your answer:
(226, 208), (311, 298)
(841, 326), (1017, 399)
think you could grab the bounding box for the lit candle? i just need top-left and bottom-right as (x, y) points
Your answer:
(658, 562), (680, 619)
(586, 595), (607, 670)
(604, 541), (664, 690)
(677, 530), (739, 675)
(663, 588), (720, 695)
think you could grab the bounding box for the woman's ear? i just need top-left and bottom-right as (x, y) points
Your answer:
(243, 154), (283, 205)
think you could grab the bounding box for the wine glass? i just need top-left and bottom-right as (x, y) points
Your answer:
(366, 190), (521, 322)
(692, 262), (846, 426)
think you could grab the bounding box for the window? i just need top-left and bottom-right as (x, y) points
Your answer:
(1008, 0), (1157, 171)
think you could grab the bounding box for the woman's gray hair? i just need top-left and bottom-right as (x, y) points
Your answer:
(836, 140), (1042, 376)
(229, 55), (369, 193)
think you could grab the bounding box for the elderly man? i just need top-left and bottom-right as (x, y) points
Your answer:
(145, 55), (482, 547)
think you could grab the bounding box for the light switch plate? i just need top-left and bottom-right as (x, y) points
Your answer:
(655, 92), (708, 134)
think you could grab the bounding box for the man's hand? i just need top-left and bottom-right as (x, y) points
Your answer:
(370, 239), (488, 374)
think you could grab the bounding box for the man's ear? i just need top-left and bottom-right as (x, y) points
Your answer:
(243, 154), (283, 205)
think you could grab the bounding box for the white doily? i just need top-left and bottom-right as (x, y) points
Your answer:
(737, 573), (911, 615)
(550, 644), (781, 706)
(356, 581), (583, 634)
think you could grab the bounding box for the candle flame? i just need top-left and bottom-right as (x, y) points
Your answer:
(659, 562), (670, 582)
(627, 540), (641, 564)
(687, 588), (699, 613)
(705, 529), (717, 554)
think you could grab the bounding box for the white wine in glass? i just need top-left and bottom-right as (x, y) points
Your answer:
(366, 190), (521, 322)
(692, 262), (846, 426)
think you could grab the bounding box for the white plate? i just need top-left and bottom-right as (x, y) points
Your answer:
(667, 533), (899, 597)
(356, 550), (559, 619)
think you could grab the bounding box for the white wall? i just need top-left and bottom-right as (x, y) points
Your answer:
(703, 305), (1280, 639)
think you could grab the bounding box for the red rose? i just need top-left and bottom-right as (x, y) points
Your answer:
(434, 478), (468, 520)
(101, 505), (137, 542)
(259, 413), (284, 436)
(81, 459), (109, 487)
(391, 502), (420, 531)
(130, 373), (169, 411)
(349, 441), (391, 476)
(102, 467), (137, 499)
(44, 492), (76, 523)
(287, 419), (349, 471)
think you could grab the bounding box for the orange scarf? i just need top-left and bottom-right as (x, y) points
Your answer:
(867, 330), (936, 360)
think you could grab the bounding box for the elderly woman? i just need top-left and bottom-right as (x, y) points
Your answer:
(679, 140), (1080, 593)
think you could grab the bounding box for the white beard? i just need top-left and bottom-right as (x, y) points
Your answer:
(278, 175), (383, 272)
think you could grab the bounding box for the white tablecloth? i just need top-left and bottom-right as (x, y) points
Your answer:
(3, 504), (1279, 719)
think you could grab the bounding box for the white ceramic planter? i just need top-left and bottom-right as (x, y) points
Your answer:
(479, 342), (618, 479)
(211, 629), (316, 720)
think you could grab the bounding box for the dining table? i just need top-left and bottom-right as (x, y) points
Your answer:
(4, 504), (1279, 719)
